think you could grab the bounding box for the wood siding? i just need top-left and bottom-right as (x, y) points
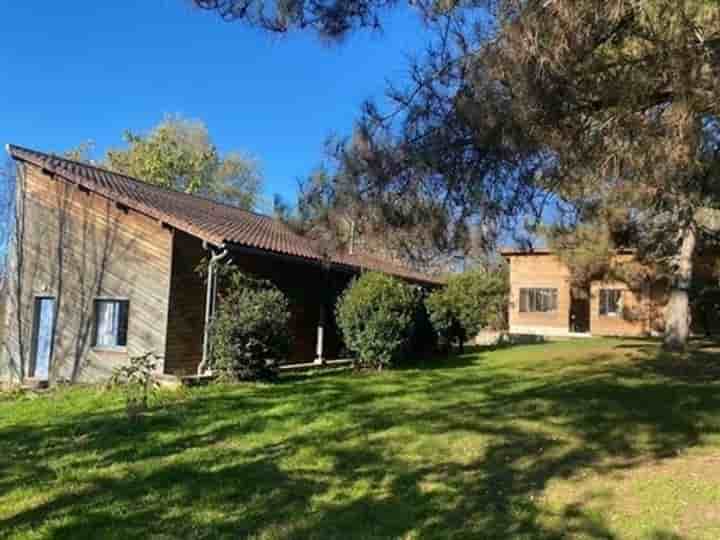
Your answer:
(3, 164), (173, 382)
(589, 254), (720, 337)
(507, 254), (572, 335)
(589, 280), (649, 336)
(163, 235), (353, 375)
(164, 231), (206, 375)
(508, 252), (720, 338)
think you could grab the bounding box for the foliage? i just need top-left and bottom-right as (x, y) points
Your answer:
(542, 218), (668, 295)
(193, 0), (396, 40)
(0, 384), (30, 402)
(543, 223), (615, 291)
(403, 291), (439, 360)
(63, 141), (96, 162)
(426, 267), (508, 351)
(108, 352), (161, 418)
(482, 0), (719, 351)
(424, 288), (463, 352)
(209, 267), (291, 381)
(201, 1), (720, 349)
(336, 271), (419, 369)
(274, 167), (462, 274)
(106, 116), (262, 209)
(295, 164), (476, 274)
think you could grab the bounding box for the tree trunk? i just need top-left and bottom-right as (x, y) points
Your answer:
(663, 224), (697, 352)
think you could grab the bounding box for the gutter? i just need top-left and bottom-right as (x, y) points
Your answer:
(198, 242), (229, 375)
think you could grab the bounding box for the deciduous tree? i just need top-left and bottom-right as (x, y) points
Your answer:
(107, 116), (262, 210)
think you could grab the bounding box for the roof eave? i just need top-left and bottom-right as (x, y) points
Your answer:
(8, 145), (229, 248)
(7, 143), (443, 285)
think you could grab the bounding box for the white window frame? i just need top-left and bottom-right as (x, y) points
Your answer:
(519, 288), (558, 313)
(599, 289), (623, 317)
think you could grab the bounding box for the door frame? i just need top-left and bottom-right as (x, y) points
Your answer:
(29, 295), (56, 380)
(569, 293), (591, 334)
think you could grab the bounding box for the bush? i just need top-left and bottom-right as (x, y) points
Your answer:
(336, 272), (419, 370)
(209, 270), (291, 381)
(426, 267), (509, 353)
(108, 351), (161, 419)
(425, 290), (466, 353)
(403, 293), (439, 361)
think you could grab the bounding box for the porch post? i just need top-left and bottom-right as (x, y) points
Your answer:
(315, 261), (330, 365)
(315, 303), (325, 365)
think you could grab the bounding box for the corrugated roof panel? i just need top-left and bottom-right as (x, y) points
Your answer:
(8, 144), (443, 285)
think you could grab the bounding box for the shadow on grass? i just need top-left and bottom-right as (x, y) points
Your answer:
(615, 337), (720, 382)
(1, 340), (717, 538)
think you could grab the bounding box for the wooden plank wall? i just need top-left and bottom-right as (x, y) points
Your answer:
(164, 234), (352, 375)
(507, 254), (572, 335)
(588, 253), (651, 337)
(164, 231), (206, 375)
(2, 164), (173, 382)
(589, 280), (649, 336)
(509, 252), (720, 338)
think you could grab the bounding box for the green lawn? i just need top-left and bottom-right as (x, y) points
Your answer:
(2, 339), (720, 539)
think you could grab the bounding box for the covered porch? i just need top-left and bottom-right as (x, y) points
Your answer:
(163, 231), (356, 376)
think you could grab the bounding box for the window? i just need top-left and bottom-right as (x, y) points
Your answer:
(599, 289), (623, 316)
(519, 288), (558, 313)
(93, 299), (129, 348)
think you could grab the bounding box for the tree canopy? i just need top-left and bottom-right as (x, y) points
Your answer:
(194, 0), (720, 349)
(289, 164), (476, 274)
(107, 117), (262, 210)
(487, 0), (720, 349)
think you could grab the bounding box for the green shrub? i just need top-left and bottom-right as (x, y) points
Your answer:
(108, 351), (161, 419)
(209, 270), (291, 381)
(399, 288), (439, 362)
(426, 267), (509, 352)
(425, 290), (465, 352)
(336, 272), (419, 370)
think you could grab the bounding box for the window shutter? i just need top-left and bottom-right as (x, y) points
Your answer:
(599, 290), (608, 315)
(118, 301), (129, 346)
(92, 300), (99, 347)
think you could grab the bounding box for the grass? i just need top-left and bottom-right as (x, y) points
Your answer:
(2, 338), (720, 539)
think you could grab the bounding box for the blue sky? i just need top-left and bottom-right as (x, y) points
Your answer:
(0, 1), (427, 211)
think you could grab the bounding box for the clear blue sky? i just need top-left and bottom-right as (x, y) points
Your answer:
(0, 1), (427, 211)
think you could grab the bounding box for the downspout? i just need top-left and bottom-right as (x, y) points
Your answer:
(348, 219), (355, 255)
(315, 259), (331, 365)
(199, 242), (228, 375)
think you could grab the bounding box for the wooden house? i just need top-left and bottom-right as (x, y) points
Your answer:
(2, 145), (441, 383)
(503, 248), (720, 338)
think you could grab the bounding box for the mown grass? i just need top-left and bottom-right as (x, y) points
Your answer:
(2, 339), (720, 539)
